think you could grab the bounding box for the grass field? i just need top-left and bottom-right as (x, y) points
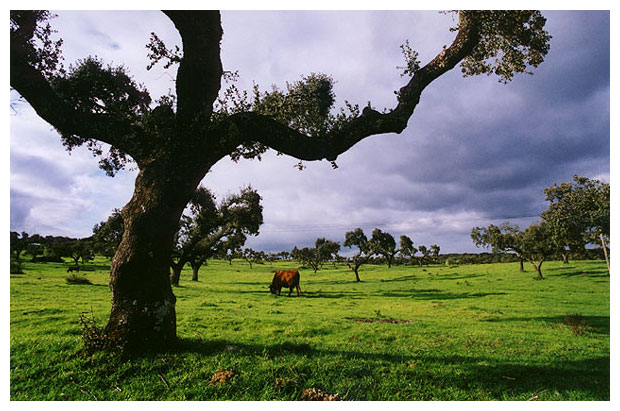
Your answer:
(10, 257), (609, 401)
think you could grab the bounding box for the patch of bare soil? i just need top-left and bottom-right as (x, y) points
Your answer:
(345, 317), (411, 324)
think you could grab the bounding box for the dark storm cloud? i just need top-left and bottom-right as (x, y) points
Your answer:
(342, 10), (610, 226)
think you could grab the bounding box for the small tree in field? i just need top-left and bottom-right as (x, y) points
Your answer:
(369, 228), (397, 268)
(417, 245), (429, 266)
(398, 235), (416, 265)
(343, 228), (374, 282)
(471, 222), (526, 271)
(542, 175), (610, 274)
(11, 10), (550, 351)
(521, 222), (555, 280)
(240, 248), (264, 269)
(170, 186), (263, 284)
(430, 244), (440, 264)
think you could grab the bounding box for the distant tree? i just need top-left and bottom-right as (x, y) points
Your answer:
(369, 228), (397, 268)
(10, 231), (30, 262)
(292, 246), (319, 272)
(170, 186), (263, 284)
(471, 222), (526, 271)
(343, 228), (374, 282)
(398, 235), (416, 264)
(240, 248), (264, 269)
(521, 222), (555, 280)
(417, 245), (429, 266)
(430, 244), (440, 263)
(542, 175), (610, 274)
(11, 9), (551, 350)
(68, 239), (94, 266)
(92, 209), (124, 259)
(27, 242), (44, 262)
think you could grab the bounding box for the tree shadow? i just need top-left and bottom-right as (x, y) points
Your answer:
(378, 289), (506, 300)
(167, 337), (609, 400)
(300, 290), (365, 299)
(431, 273), (485, 281)
(482, 315), (609, 335)
(549, 268), (609, 278)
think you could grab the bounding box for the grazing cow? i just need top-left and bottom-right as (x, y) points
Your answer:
(269, 270), (301, 297)
(67, 265), (80, 273)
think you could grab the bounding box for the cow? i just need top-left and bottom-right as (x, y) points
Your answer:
(67, 265), (80, 273)
(269, 270), (301, 297)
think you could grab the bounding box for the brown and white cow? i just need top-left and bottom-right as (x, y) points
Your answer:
(269, 270), (301, 297)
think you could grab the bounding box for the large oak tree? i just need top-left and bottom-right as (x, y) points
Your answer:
(10, 10), (550, 351)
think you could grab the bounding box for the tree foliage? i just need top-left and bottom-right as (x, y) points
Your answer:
(369, 228), (397, 268)
(92, 209), (124, 258)
(542, 175), (610, 272)
(171, 186), (263, 284)
(457, 11), (551, 83)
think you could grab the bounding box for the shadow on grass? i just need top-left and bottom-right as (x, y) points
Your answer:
(549, 268), (609, 278)
(482, 315), (609, 335)
(168, 338), (609, 400)
(379, 289), (506, 300)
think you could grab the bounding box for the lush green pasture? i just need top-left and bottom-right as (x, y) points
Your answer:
(10, 257), (609, 400)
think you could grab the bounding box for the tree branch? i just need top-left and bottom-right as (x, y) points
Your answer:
(10, 16), (146, 162)
(220, 11), (480, 162)
(163, 11), (223, 126)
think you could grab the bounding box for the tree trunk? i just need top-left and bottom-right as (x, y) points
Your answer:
(103, 165), (206, 352)
(170, 262), (184, 287)
(600, 232), (610, 276)
(562, 253), (569, 264)
(529, 259), (544, 280)
(519, 257), (524, 272)
(190, 261), (203, 281)
(354, 267), (361, 282)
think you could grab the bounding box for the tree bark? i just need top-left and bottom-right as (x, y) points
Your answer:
(562, 253), (569, 264)
(519, 257), (524, 272)
(103, 164), (207, 352)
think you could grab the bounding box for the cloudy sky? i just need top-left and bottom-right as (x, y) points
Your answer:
(9, 9), (610, 254)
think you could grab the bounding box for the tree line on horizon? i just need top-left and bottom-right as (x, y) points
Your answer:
(11, 175), (609, 283)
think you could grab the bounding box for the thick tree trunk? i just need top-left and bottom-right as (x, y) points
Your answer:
(519, 257), (524, 272)
(562, 253), (569, 264)
(103, 164), (207, 352)
(600, 233), (610, 276)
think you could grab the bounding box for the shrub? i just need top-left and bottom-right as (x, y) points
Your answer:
(10, 261), (23, 274)
(78, 312), (106, 353)
(66, 274), (92, 285)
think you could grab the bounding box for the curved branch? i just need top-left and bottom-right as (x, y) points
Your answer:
(223, 11), (480, 162)
(163, 11), (223, 126)
(10, 19), (145, 162)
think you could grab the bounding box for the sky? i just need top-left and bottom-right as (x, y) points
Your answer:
(8, 9), (610, 255)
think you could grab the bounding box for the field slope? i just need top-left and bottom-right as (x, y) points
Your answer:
(10, 258), (609, 400)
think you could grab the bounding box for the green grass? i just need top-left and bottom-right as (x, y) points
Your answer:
(10, 258), (609, 400)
